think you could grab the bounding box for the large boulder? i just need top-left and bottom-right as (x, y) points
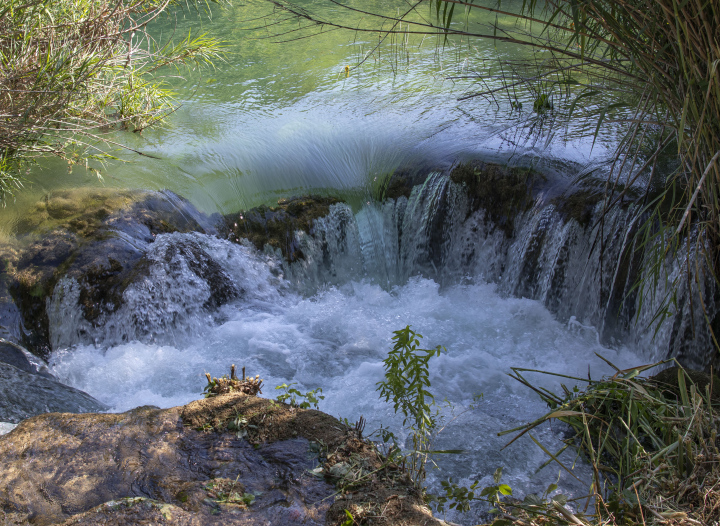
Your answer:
(0, 362), (107, 423)
(5, 188), (223, 358)
(0, 392), (444, 526)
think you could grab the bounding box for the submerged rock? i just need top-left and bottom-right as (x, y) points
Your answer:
(0, 393), (444, 526)
(0, 362), (107, 423)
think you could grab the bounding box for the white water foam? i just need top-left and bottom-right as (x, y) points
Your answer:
(49, 233), (644, 523)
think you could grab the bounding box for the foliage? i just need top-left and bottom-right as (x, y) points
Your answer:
(375, 325), (452, 493)
(428, 358), (720, 525)
(0, 0), (226, 200)
(340, 509), (355, 526)
(490, 359), (720, 525)
(274, 382), (325, 409)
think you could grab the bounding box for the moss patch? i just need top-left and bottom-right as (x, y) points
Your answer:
(223, 195), (342, 262)
(551, 189), (604, 227)
(449, 161), (542, 236)
(382, 174), (413, 201)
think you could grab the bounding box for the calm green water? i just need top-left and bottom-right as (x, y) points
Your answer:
(1, 0), (614, 233)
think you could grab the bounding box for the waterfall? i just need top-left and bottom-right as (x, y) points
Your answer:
(43, 171), (712, 525)
(284, 173), (716, 369)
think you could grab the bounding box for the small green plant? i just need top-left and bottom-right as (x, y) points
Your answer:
(435, 468), (579, 525)
(204, 477), (256, 508)
(340, 509), (355, 525)
(376, 325), (448, 492)
(227, 412), (258, 440)
(275, 382), (325, 409)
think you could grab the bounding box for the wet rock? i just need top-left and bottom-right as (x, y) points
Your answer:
(163, 238), (239, 310)
(0, 242), (25, 344)
(223, 195), (342, 262)
(0, 362), (107, 423)
(382, 174), (413, 200)
(0, 339), (37, 375)
(551, 189), (604, 227)
(6, 188), (222, 358)
(0, 393), (444, 526)
(449, 161), (542, 237)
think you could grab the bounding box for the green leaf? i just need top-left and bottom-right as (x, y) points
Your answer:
(524, 493), (542, 506)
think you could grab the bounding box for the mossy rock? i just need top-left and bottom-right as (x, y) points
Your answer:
(551, 189), (604, 227)
(382, 174), (413, 201)
(6, 188), (218, 358)
(449, 161), (543, 236)
(223, 195), (342, 262)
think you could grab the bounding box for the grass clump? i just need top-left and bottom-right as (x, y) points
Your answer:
(489, 359), (720, 526)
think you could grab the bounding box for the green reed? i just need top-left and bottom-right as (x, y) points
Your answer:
(0, 0), (226, 200)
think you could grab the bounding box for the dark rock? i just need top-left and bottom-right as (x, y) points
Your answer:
(552, 189), (604, 227)
(449, 161), (542, 237)
(223, 195), (342, 262)
(0, 243), (23, 344)
(0, 339), (56, 380)
(0, 340), (36, 375)
(383, 174), (413, 200)
(0, 362), (107, 423)
(163, 238), (239, 309)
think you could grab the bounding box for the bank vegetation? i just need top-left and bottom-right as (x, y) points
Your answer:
(0, 0), (225, 200)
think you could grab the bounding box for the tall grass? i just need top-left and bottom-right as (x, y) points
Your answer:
(0, 0), (225, 200)
(499, 360), (720, 525)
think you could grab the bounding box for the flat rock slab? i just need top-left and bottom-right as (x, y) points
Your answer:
(0, 393), (446, 526)
(0, 363), (107, 423)
(0, 403), (334, 526)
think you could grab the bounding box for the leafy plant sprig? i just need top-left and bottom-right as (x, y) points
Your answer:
(275, 382), (325, 409)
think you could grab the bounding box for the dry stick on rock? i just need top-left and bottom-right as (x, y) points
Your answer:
(204, 364), (263, 397)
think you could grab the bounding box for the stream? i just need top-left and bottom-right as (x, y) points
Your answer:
(0, 1), (680, 523)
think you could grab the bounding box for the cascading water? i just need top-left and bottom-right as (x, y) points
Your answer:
(44, 172), (683, 524)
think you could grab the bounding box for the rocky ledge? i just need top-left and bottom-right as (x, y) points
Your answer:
(0, 392), (444, 526)
(0, 339), (106, 424)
